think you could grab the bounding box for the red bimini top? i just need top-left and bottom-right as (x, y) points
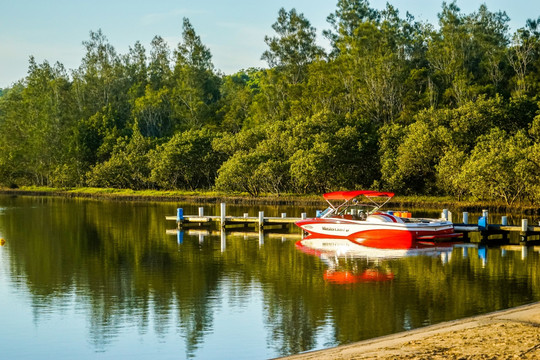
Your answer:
(323, 190), (394, 201)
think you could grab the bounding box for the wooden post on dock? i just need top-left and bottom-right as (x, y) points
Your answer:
(461, 211), (470, 241)
(220, 203), (226, 228)
(177, 208), (184, 229)
(301, 212), (307, 219)
(521, 219), (528, 243)
(479, 210), (489, 242)
(258, 211), (264, 230)
(501, 216), (509, 241)
(198, 207), (204, 226)
(442, 209), (448, 221)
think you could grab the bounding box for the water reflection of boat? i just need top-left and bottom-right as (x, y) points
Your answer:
(296, 235), (458, 259)
(323, 269), (395, 284)
(296, 235), (458, 284)
(295, 190), (461, 249)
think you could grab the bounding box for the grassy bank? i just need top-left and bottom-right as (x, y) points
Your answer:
(0, 186), (323, 206)
(1, 186), (539, 214)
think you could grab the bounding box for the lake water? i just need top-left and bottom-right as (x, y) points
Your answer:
(0, 195), (539, 359)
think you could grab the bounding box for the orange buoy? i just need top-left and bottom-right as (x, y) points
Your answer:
(0, 238), (5, 246)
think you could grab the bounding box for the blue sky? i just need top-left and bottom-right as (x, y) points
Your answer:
(1, 0), (539, 88)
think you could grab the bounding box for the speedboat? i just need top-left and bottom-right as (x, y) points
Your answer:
(295, 190), (461, 248)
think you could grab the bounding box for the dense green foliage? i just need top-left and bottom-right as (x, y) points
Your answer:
(2, 1), (540, 204)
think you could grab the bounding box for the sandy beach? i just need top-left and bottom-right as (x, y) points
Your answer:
(282, 302), (540, 359)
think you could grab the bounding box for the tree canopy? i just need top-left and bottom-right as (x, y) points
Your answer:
(2, 1), (540, 204)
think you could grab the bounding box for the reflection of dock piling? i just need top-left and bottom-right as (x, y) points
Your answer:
(165, 228), (302, 251)
(166, 203), (307, 230)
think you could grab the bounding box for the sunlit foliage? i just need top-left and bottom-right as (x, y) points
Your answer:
(2, 1), (540, 203)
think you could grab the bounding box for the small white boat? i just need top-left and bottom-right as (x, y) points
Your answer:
(295, 190), (461, 249)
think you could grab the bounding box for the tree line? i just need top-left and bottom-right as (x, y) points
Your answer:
(1, 0), (540, 204)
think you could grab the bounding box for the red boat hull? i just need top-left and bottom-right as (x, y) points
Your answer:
(296, 218), (461, 249)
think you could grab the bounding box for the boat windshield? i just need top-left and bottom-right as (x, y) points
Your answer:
(318, 207), (334, 217)
(339, 204), (378, 218)
(318, 203), (378, 220)
(320, 191), (392, 220)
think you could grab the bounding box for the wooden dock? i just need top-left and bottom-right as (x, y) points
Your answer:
(166, 203), (305, 230)
(166, 205), (540, 244)
(450, 210), (540, 243)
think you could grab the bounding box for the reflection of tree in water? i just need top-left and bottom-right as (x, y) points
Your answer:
(1, 198), (224, 358)
(2, 197), (540, 358)
(222, 237), (329, 356)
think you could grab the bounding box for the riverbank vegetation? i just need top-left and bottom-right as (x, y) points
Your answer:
(1, 1), (540, 206)
(4, 186), (540, 214)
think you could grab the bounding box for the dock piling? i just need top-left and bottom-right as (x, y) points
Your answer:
(521, 219), (528, 243)
(258, 211), (265, 230)
(442, 209), (449, 221)
(177, 208), (184, 229)
(463, 212), (468, 224)
(220, 203), (226, 228)
(521, 219), (528, 232)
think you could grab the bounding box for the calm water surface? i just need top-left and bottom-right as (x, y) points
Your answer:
(0, 196), (539, 359)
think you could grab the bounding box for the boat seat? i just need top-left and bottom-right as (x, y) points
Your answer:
(366, 214), (404, 223)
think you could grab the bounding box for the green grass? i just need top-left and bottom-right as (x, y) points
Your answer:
(1, 186), (538, 211)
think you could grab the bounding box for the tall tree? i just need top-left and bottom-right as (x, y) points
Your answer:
(262, 8), (325, 83)
(508, 20), (540, 96)
(324, 0), (379, 56)
(171, 18), (221, 130)
(148, 36), (172, 90)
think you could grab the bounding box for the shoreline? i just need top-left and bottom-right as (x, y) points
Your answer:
(281, 302), (540, 359)
(2, 187), (540, 213)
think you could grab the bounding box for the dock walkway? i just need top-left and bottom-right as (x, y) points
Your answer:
(166, 204), (540, 243)
(166, 203), (305, 230)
